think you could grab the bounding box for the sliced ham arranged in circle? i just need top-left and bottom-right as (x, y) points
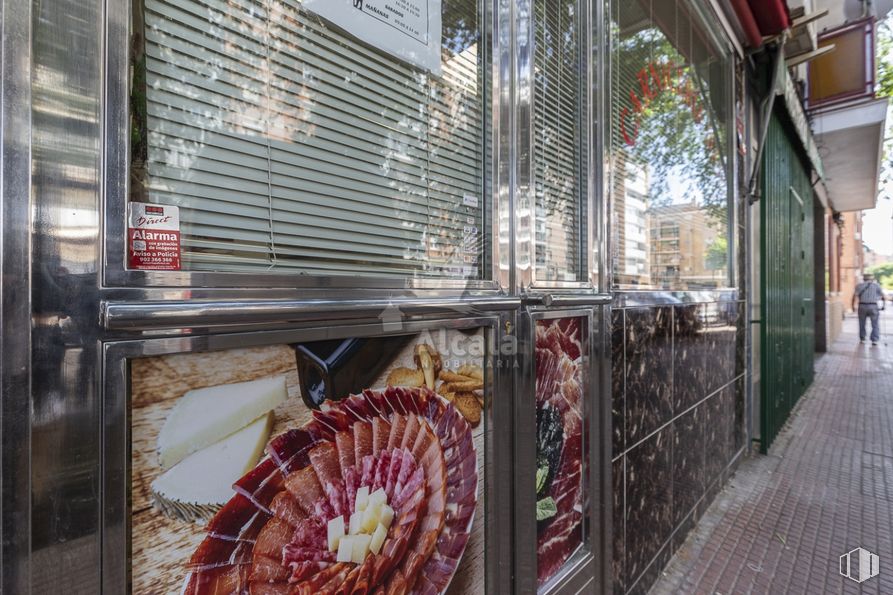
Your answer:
(535, 318), (585, 587)
(183, 387), (478, 595)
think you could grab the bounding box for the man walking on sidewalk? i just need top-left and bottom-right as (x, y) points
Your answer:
(852, 273), (886, 345)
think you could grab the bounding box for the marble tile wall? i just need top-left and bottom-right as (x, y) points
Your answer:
(612, 300), (747, 595)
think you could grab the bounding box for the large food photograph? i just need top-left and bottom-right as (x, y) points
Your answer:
(534, 317), (585, 588)
(131, 329), (487, 594)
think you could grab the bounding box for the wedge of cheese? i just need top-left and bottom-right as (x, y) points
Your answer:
(151, 411), (273, 522)
(157, 375), (287, 470)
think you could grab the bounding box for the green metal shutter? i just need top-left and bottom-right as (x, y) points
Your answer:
(759, 113), (816, 452)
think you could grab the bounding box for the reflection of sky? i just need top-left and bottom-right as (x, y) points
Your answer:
(665, 166), (703, 206)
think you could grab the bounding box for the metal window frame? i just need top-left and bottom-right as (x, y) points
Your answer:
(514, 306), (610, 595)
(516, 0), (603, 294)
(101, 313), (515, 593)
(1, 0), (33, 591)
(605, 0), (739, 294)
(103, 0), (510, 294)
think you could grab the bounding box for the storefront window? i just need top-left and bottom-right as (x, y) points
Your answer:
(610, 0), (731, 289)
(130, 0), (489, 280)
(533, 0), (588, 283)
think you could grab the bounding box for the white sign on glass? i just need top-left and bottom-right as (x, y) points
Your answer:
(304, 0), (442, 75)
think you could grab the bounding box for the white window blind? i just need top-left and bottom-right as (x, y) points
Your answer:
(133, 0), (488, 278)
(532, 0), (586, 282)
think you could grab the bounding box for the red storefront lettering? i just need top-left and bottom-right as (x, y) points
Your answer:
(620, 60), (707, 146)
(620, 107), (637, 147)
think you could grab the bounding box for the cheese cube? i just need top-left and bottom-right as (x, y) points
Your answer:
(361, 502), (381, 533)
(369, 523), (387, 555)
(369, 487), (387, 508)
(355, 486), (370, 512)
(157, 376), (287, 470)
(380, 504), (395, 529)
(327, 516), (345, 552)
(349, 511), (363, 535)
(351, 534), (372, 564)
(336, 536), (354, 563)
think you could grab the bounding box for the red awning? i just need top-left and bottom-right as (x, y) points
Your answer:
(730, 0), (763, 48)
(747, 0), (791, 36)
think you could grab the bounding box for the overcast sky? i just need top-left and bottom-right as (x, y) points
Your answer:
(862, 21), (893, 257)
(863, 192), (893, 256)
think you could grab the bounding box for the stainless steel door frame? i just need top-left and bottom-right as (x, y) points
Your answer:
(1, 0), (33, 591)
(102, 313), (515, 593)
(514, 306), (610, 595)
(19, 0), (616, 592)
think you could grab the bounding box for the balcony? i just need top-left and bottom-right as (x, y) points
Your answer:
(807, 18), (875, 110)
(805, 18), (888, 212)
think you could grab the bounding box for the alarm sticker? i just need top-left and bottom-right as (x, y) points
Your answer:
(128, 202), (181, 271)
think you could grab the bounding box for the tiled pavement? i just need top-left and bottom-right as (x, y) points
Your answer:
(650, 310), (893, 595)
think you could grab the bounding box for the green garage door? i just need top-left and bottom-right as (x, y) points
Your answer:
(760, 113), (815, 453)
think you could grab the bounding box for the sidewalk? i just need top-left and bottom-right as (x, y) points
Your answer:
(650, 310), (893, 595)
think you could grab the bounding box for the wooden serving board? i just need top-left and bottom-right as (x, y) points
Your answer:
(131, 334), (486, 595)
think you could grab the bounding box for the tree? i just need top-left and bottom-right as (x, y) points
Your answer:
(868, 262), (893, 289)
(706, 237), (728, 271)
(874, 19), (893, 204)
(877, 20), (893, 99)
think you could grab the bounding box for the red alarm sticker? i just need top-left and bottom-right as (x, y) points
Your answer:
(127, 202), (181, 271)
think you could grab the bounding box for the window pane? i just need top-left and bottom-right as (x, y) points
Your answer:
(533, 0), (587, 283)
(610, 0), (731, 289)
(131, 0), (490, 280)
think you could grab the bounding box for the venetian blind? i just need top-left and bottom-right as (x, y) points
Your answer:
(137, 0), (487, 278)
(532, 0), (585, 282)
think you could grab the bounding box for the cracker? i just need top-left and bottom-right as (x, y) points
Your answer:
(386, 367), (425, 387)
(455, 392), (481, 427)
(473, 390), (484, 406)
(439, 370), (477, 383)
(443, 379), (484, 392)
(457, 364), (484, 380)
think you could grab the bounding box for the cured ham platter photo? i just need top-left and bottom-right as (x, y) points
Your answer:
(534, 317), (586, 588)
(130, 329), (487, 595)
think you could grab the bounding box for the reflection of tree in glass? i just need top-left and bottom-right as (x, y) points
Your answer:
(129, 0), (487, 278)
(705, 236), (728, 272)
(614, 27), (728, 227)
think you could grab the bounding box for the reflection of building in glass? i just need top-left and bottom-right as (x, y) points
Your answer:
(136, 0), (486, 278)
(649, 202), (725, 289)
(532, 0), (584, 282)
(611, 153), (650, 286)
(535, 203), (574, 281)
